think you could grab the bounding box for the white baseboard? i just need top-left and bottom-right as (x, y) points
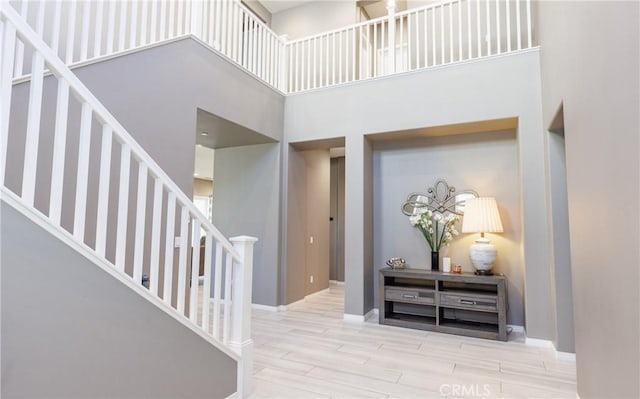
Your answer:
(251, 303), (279, 312)
(329, 280), (345, 286)
(277, 297), (304, 311)
(507, 324), (525, 333)
(343, 313), (366, 322)
(516, 326), (576, 360)
(364, 308), (377, 321)
(525, 337), (555, 349)
(556, 351), (576, 362)
(344, 308), (378, 322)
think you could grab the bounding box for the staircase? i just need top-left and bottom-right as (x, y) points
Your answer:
(1, 3), (256, 397)
(1, 0), (537, 395)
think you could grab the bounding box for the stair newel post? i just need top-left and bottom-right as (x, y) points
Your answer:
(386, 0), (396, 75)
(190, 0), (204, 38)
(229, 235), (258, 398)
(278, 34), (289, 92)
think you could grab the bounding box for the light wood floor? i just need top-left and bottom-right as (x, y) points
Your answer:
(248, 283), (577, 399)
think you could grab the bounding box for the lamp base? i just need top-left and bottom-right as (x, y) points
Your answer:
(469, 237), (497, 275)
(474, 270), (494, 276)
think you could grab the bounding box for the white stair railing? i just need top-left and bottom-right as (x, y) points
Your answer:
(9, 0), (286, 91)
(0, 4), (255, 396)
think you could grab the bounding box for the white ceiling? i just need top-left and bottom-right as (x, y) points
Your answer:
(194, 108), (277, 181)
(196, 108), (276, 150)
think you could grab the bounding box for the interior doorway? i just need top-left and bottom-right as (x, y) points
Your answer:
(329, 150), (346, 284)
(192, 108), (279, 305)
(285, 138), (346, 308)
(193, 144), (214, 222)
(192, 144), (214, 280)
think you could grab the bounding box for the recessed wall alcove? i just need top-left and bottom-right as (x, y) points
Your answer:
(369, 119), (525, 326)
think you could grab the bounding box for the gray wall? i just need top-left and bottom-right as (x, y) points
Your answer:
(547, 131), (574, 353)
(536, 1), (639, 397)
(1, 203), (237, 398)
(372, 131), (523, 325)
(284, 146), (308, 304)
(283, 49), (553, 338)
(6, 37), (284, 309)
(213, 143), (281, 306)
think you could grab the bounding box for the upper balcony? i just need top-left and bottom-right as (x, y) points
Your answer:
(8, 0), (536, 94)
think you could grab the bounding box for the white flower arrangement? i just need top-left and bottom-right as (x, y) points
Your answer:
(409, 207), (460, 251)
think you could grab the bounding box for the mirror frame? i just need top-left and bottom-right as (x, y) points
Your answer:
(402, 179), (478, 216)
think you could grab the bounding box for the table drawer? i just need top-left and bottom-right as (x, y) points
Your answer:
(385, 287), (435, 305)
(440, 292), (497, 312)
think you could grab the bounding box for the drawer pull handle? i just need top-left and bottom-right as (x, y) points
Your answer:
(459, 299), (477, 305)
(402, 294), (418, 299)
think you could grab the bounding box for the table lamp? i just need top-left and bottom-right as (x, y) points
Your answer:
(461, 197), (504, 275)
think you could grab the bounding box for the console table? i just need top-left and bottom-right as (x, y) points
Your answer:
(379, 268), (508, 341)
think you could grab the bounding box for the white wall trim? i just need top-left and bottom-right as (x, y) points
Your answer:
(343, 313), (366, 322)
(251, 303), (279, 312)
(366, 308), (379, 321)
(555, 351), (577, 362)
(508, 324), (525, 333)
(277, 297), (305, 311)
(525, 337), (555, 349)
(329, 280), (345, 286)
(344, 308), (377, 322)
(515, 325), (576, 360)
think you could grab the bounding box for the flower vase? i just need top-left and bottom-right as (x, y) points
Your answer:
(431, 251), (439, 272)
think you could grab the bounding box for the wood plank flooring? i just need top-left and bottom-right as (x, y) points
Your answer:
(248, 284), (577, 399)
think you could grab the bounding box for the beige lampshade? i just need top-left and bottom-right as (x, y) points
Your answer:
(461, 197), (504, 233)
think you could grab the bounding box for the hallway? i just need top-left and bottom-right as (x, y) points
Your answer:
(248, 284), (577, 398)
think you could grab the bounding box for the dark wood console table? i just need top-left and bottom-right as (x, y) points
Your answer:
(379, 268), (508, 341)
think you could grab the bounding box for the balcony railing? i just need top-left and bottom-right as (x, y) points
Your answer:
(8, 0), (534, 93)
(284, 0), (534, 92)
